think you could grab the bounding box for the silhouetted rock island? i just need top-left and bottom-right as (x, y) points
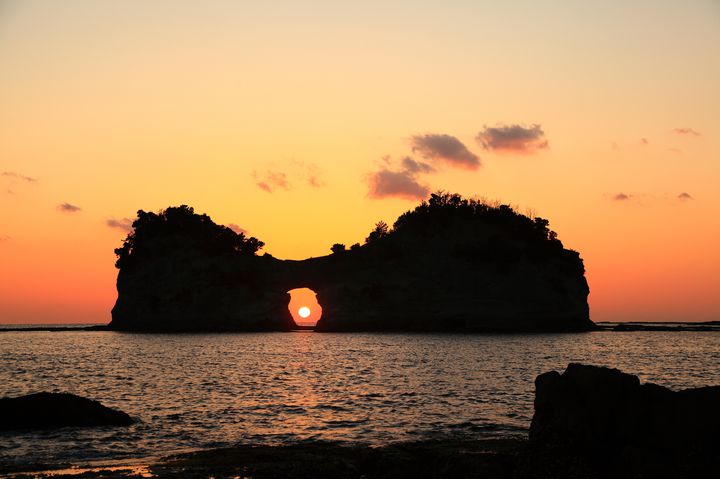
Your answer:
(0, 392), (133, 431)
(110, 192), (593, 332)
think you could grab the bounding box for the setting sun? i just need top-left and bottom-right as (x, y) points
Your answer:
(287, 288), (323, 326)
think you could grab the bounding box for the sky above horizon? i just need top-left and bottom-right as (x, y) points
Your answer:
(1, 0), (719, 324)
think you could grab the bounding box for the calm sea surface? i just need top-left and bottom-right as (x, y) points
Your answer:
(1, 330), (719, 466)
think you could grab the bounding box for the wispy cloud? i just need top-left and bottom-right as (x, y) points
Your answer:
(252, 161), (327, 193)
(401, 156), (435, 174)
(610, 192), (693, 204)
(227, 223), (248, 235)
(256, 181), (272, 193)
(0, 235), (11, 242)
(673, 127), (700, 136)
(292, 160), (326, 188)
(476, 124), (548, 154)
(252, 170), (291, 193)
(57, 202), (81, 213)
(1, 171), (37, 183)
(106, 217), (133, 232)
(308, 176), (324, 188)
(410, 134), (480, 169)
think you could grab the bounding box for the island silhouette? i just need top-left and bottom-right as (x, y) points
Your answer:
(110, 192), (593, 332)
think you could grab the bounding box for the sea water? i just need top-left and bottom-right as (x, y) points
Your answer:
(1, 330), (719, 465)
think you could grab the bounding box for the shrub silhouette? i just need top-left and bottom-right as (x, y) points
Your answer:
(331, 243), (346, 254)
(114, 205), (264, 269)
(359, 191), (577, 266)
(116, 193), (577, 272)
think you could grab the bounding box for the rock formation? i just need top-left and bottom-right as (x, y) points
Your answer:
(110, 192), (593, 332)
(529, 363), (720, 477)
(0, 392), (134, 430)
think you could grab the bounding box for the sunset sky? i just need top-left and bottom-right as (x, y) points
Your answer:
(1, 0), (719, 324)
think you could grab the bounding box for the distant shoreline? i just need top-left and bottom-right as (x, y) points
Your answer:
(1, 321), (718, 333)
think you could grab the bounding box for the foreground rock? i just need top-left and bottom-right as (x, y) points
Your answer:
(110, 193), (593, 332)
(529, 363), (720, 477)
(0, 392), (134, 431)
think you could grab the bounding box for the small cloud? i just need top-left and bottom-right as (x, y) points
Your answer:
(106, 217), (133, 232)
(0, 235), (11, 242)
(252, 170), (291, 193)
(367, 132), (481, 201)
(410, 133), (480, 169)
(1, 171), (37, 183)
(677, 192), (693, 200)
(366, 154), (436, 201)
(673, 127), (700, 136)
(612, 193), (633, 201)
(367, 168), (429, 201)
(227, 223), (248, 235)
(57, 202), (81, 213)
(641, 138), (649, 145)
(476, 124), (549, 154)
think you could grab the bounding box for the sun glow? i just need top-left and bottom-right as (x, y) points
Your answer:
(287, 288), (323, 326)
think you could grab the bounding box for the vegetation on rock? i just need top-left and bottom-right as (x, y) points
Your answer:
(114, 205), (264, 270)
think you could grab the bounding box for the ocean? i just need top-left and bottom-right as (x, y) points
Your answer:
(1, 329), (719, 466)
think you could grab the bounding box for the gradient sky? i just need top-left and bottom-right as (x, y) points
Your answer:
(1, 0), (719, 324)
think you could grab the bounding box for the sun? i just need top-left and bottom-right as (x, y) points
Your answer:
(298, 306), (311, 319)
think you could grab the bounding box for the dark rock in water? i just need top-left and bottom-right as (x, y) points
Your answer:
(109, 193), (593, 332)
(0, 392), (133, 431)
(530, 363), (720, 477)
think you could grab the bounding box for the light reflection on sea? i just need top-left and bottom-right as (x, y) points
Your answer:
(1, 330), (719, 465)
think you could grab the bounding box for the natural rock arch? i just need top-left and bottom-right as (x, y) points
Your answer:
(110, 193), (593, 333)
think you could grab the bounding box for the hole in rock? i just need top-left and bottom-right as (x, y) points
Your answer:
(287, 287), (323, 327)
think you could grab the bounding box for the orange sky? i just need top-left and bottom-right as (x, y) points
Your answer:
(1, 1), (719, 323)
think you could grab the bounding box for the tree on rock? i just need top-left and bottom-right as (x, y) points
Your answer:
(114, 205), (264, 269)
(365, 221), (389, 244)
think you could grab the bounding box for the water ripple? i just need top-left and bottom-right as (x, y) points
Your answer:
(1, 330), (719, 465)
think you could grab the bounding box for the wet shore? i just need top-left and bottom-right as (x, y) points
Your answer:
(0, 437), (559, 479)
